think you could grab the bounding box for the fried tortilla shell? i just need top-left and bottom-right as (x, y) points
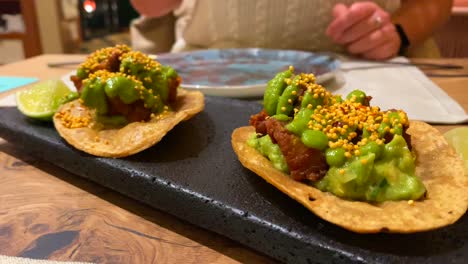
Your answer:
(231, 121), (468, 233)
(54, 89), (204, 158)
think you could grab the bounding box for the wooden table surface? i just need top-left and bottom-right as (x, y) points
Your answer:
(0, 55), (467, 263)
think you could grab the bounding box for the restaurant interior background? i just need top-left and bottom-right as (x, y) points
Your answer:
(0, 0), (467, 65)
(0, 0), (137, 64)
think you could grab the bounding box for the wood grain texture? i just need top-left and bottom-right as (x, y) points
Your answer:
(0, 139), (274, 263)
(19, 0), (42, 57)
(0, 55), (467, 263)
(412, 58), (468, 134)
(434, 14), (468, 58)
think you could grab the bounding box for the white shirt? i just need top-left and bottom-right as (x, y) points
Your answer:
(172, 0), (400, 52)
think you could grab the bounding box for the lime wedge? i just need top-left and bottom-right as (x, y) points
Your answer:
(16, 80), (78, 121)
(444, 127), (468, 171)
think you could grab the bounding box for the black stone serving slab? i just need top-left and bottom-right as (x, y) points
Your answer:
(0, 96), (467, 264)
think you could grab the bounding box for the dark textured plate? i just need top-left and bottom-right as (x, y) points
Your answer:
(0, 97), (467, 264)
(156, 49), (339, 98)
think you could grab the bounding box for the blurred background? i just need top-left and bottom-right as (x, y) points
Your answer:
(0, 0), (467, 65)
(0, 0), (138, 64)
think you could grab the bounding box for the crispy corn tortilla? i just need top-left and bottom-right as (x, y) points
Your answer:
(231, 121), (468, 233)
(54, 89), (204, 158)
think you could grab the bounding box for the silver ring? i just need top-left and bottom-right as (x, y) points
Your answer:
(373, 15), (383, 28)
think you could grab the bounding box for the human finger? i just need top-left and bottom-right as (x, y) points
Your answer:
(361, 40), (400, 60)
(327, 2), (377, 41)
(336, 9), (390, 44)
(333, 3), (348, 18)
(326, 4), (348, 37)
(346, 24), (393, 55)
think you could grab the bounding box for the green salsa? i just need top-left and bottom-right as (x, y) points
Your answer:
(250, 67), (426, 202)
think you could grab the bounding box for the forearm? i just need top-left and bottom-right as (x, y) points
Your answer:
(130, 0), (182, 18)
(392, 0), (453, 47)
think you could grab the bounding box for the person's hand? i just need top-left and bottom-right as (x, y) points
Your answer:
(326, 2), (401, 60)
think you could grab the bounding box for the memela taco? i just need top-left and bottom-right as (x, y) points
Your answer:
(232, 66), (468, 233)
(53, 45), (204, 157)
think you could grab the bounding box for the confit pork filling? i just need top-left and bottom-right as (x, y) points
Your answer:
(250, 110), (328, 182)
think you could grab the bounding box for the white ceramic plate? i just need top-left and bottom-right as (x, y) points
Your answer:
(156, 48), (340, 98)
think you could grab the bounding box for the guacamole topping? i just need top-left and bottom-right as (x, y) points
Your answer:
(71, 45), (179, 126)
(250, 66), (426, 202)
(247, 133), (289, 173)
